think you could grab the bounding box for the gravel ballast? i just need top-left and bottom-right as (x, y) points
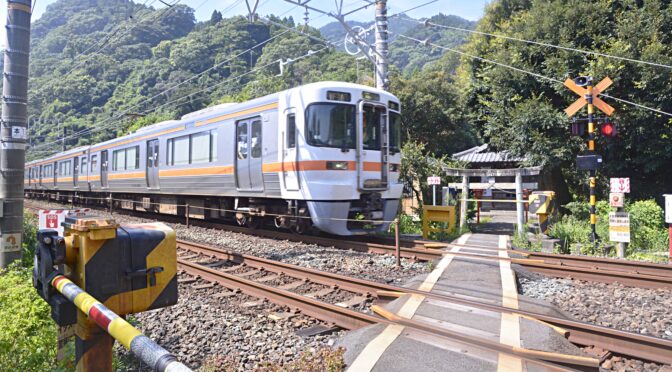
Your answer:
(30, 201), (427, 369)
(518, 271), (672, 371)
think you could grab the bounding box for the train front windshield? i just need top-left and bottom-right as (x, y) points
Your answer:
(305, 101), (400, 153)
(306, 103), (356, 149)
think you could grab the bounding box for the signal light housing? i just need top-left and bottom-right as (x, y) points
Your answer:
(601, 122), (617, 137)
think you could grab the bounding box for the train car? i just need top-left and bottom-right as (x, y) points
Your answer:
(26, 81), (403, 235)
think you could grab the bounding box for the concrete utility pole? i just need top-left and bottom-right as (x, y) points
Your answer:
(0, 0), (32, 268)
(374, 0), (389, 91)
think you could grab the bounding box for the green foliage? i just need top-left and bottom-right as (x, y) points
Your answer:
(627, 200), (669, 252)
(399, 141), (464, 207)
(390, 53), (478, 156)
(0, 264), (57, 371)
(22, 211), (38, 267)
(458, 0), (672, 201)
(397, 213), (422, 235)
(549, 199), (668, 256)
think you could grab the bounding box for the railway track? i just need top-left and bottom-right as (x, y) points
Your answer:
(23, 201), (672, 365)
(176, 240), (598, 369)
(176, 239), (672, 365)
(25, 200), (672, 290)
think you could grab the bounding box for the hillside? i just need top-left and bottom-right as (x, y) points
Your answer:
(319, 13), (476, 73)
(23, 0), (469, 158)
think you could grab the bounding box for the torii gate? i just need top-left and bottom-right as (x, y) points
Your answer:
(444, 166), (543, 234)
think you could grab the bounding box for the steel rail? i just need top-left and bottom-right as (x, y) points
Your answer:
(178, 239), (672, 365)
(177, 258), (380, 330)
(525, 251), (672, 279)
(177, 252), (591, 370)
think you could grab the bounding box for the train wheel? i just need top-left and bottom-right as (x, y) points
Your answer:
(235, 214), (247, 226)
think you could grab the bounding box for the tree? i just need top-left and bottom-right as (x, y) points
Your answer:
(458, 0), (672, 203)
(210, 10), (223, 24)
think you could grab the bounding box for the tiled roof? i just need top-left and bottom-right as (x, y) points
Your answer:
(452, 144), (527, 163)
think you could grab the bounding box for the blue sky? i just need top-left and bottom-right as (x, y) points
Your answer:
(10, 1), (489, 28)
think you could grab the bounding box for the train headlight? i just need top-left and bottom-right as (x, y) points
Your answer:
(326, 161), (349, 170)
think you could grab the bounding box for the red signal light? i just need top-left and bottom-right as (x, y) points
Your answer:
(601, 122), (617, 137)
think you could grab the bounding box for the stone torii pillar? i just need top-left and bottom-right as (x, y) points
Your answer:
(460, 175), (469, 229)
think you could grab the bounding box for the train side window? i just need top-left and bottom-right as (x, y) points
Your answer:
(191, 131), (210, 164)
(127, 146), (139, 169)
(210, 130), (218, 162)
(287, 114), (296, 149)
(81, 157), (87, 173)
(168, 135), (189, 166)
(112, 149), (125, 171)
(237, 122), (248, 160)
(251, 120), (262, 158)
(91, 155), (98, 171)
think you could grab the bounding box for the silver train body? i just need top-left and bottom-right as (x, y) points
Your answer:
(25, 82), (403, 235)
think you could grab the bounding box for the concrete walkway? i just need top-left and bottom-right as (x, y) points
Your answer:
(337, 232), (594, 372)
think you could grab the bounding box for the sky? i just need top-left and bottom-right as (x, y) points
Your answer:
(1, 0), (489, 32)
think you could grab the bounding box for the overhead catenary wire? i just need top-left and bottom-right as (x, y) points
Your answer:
(396, 33), (672, 118)
(408, 18), (672, 71)
(30, 46), (330, 156)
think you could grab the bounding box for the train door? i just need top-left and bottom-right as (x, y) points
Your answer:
(73, 157), (79, 187)
(146, 139), (160, 190)
(282, 110), (299, 191)
(101, 150), (108, 188)
(39, 165), (42, 186)
(236, 118), (263, 191)
(357, 101), (389, 190)
(249, 119), (263, 191)
(53, 162), (57, 186)
(235, 121), (250, 190)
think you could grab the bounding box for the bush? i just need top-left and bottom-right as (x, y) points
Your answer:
(550, 199), (669, 256)
(627, 200), (668, 252)
(0, 264), (57, 371)
(22, 211), (38, 267)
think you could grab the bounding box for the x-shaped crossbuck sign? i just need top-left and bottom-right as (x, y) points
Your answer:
(564, 77), (615, 117)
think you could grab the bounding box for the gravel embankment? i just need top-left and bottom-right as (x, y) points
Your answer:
(518, 271), (672, 371)
(117, 278), (345, 370)
(31, 201), (429, 369)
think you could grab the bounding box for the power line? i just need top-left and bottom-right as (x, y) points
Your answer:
(29, 29), (294, 153)
(410, 18), (672, 71)
(31, 44), (330, 155)
(397, 34), (672, 118)
(64, 0), (182, 76)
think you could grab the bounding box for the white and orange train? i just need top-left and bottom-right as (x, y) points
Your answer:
(25, 82), (403, 235)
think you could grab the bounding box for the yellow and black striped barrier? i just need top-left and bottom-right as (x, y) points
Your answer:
(51, 275), (191, 372)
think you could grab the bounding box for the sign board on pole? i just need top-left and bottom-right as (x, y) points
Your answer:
(0, 233), (21, 253)
(427, 176), (441, 186)
(610, 178), (630, 193)
(664, 194), (672, 224)
(609, 192), (625, 208)
(39, 209), (91, 236)
(608, 212), (630, 243)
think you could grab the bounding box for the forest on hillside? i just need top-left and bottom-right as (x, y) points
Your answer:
(15, 0), (672, 204)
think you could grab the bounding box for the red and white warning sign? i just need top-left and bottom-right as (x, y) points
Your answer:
(610, 178), (630, 193)
(39, 209), (91, 236)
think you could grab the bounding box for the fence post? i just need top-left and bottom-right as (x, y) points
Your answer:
(394, 218), (400, 267)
